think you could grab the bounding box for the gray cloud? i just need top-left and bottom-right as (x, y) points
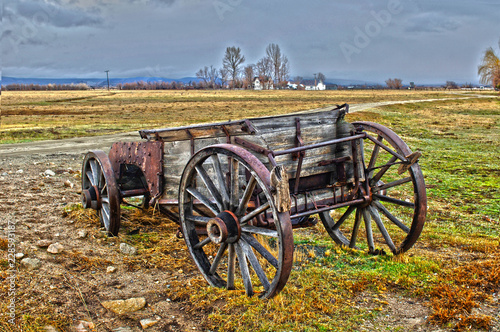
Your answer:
(5, 0), (103, 28)
(405, 13), (461, 33)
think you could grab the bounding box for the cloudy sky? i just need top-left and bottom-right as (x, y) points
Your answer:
(2, 0), (500, 84)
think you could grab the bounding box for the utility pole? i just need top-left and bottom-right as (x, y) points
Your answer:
(105, 70), (110, 90)
(314, 73), (317, 90)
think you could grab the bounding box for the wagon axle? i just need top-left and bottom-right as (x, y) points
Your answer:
(207, 211), (241, 244)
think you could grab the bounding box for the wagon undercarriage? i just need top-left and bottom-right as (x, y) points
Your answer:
(81, 104), (427, 298)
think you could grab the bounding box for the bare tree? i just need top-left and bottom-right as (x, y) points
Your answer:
(266, 43), (282, 84)
(219, 67), (229, 89)
(196, 66), (209, 87)
(208, 65), (219, 89)
(386, 78), (403, 89)
(243, 64), (255, 89)
(478, 38), (500, 89)
(222, 46), (245, 89)
(445, 81), (459, 89)
(278, 56), (290, 88)
(256, 57), (273, 89)
(317, 72), (326, 83)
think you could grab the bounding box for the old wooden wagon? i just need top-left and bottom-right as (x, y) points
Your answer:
(81, 104), (426, 298)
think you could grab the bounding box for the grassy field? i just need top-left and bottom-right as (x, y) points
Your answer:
(0, 89), (482, 144)
(1, 90), (499, 331)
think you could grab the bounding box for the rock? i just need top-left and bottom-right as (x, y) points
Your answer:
(64, 180), (74, 188)
(113, 328), (133, 332)
(107, 266), (117, 273)
(36, 239), (53, 248)
(47, 243), (64, 254)
(16, 169), (24, 174)
(101, 297), (146, 315)
(75, 320), (95, 332)
(140, 318), (159, 329)
(44, 326), (59, 332)
(120, 243), (137, 255)
(77, 230), (88, 239)
(45, 169), (56, 176)
(1, 172), (8, 176)
(21, 258), (41, 270)
(15, 253), (25, 259)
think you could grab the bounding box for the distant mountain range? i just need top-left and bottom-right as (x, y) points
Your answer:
(1, 76), (202, 87)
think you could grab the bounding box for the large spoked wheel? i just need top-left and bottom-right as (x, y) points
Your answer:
(81, 151), (121, 236)
(179, 144), (294, 298)
(319, 122), (427, 255)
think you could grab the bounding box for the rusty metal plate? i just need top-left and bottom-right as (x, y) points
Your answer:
(108, 141), (164, 198)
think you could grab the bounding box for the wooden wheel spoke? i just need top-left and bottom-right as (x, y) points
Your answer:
(241, 240), (271, 291)
(235, 175), (257, 217)
(230, 157), (240, 210)
(186, 215), (211, 226)
(241, 233), (278, 269)
(227, 243), (236, 290)
(367, 135), (383, 176)
(373, 177), (412, 193)
(210, 155), (230, 209)
(209, 242), (228, 275)
(241, 225), (278, 238)
(240, 201), (270, 224)
(368, 205), (396, 253)
(86, 170), (96, 186)
(373, 201), (410, 233)
(373, 193), (415, 208)
(101, 197), (109, 204)
(193, 237), (211, 250)
(333, 205), (355, 231)
(370, 156), (398, 185)
(349, 208), (362, 248)
(195, 164), (224, 212)
(89, 160), (100, 186)
(234, 242), (254, 296)
(186, 187), (220, 215)
(362, 208), (375, 253)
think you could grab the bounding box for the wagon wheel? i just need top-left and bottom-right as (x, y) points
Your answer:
(81, 151), (121, 236)
(179, 144), (294, 298)
(319, 122), (427, 255)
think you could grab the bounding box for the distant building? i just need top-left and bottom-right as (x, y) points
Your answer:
(287, 79), (326, 90)
(253, 77), (273, 90)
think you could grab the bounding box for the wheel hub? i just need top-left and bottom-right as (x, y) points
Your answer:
(81, 186), (101, 210)
(207, 211), (241, 244)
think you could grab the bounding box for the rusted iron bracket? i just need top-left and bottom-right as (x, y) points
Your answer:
(108, 141), (164, 198)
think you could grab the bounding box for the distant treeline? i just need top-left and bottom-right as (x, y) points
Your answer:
(2, 83), (90, 91)
(116, 81), (193, 90)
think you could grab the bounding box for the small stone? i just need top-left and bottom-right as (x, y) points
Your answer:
(77, 230), (88, 239)
(47, 243), (64, 254)
(140, 318), (159, 329)
(16, 169), (24, 174)
(44, 326), (59, 332)
(21, 258), (42, 270)
(101, 297), (146, 315)
(75, 320), (95, 332)
(15, 253), (25, 259)
(106, 266), (117, 273)
(64, 180), (74, 188)
(113, 328), (133, 332)
(1, 172), (8, 176)
(120, 243), (137, 255)
(36, 239), (53, 248)
(45, 169), (56, 176)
